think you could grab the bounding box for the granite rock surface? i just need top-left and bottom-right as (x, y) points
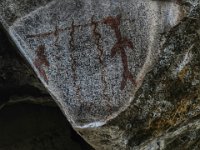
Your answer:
(1, 0), (200, 149)
(0, 25), (93, 150)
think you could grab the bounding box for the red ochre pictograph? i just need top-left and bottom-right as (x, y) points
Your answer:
(27, 14), (136, 90)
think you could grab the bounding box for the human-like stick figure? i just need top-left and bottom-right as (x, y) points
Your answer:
(103, 15), (136, 90)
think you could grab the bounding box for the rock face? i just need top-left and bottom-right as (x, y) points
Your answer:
(0, 23), (93, 150)
(0, 25), (52, 108)
(1, 0), (200, 149)
(0, 0), (185, 126)
(0, 24), (56, 109)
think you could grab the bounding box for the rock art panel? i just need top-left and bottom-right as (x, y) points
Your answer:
(0, 0), (184, 127)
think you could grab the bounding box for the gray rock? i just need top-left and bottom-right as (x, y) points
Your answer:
(1, 0), (200, 149)
(0, 0), (185, 126)
(0, 28), (93, 149)
(0, 24), (54, 109)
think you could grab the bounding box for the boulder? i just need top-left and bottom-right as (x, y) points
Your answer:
(1, 0), (200, 149)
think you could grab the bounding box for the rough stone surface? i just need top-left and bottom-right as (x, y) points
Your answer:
(0, 24), (53, 109)
(0, 0), (185, 127)
(75, 1), (200, 149)
(1, 0), (200, 149)
(0, 23), (93, 150)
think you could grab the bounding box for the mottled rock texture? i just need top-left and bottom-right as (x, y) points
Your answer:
(1, 0), (200, 149)
(0, 24), (93, 150)
(0, 24), (53, 108)
(0, 0), (185, 126)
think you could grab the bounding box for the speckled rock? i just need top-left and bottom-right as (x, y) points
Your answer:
(1, 0), (200, 149)
(0, 0), (185, 126)
(0, 24), (55, 109)
(0, 26), (93, 150)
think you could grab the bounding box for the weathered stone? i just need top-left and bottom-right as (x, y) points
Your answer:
(0, 23), (93, 150)
(0, 0), (185, 126)
(1, 0), (200, 149)
(0, 25), (53, 109)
